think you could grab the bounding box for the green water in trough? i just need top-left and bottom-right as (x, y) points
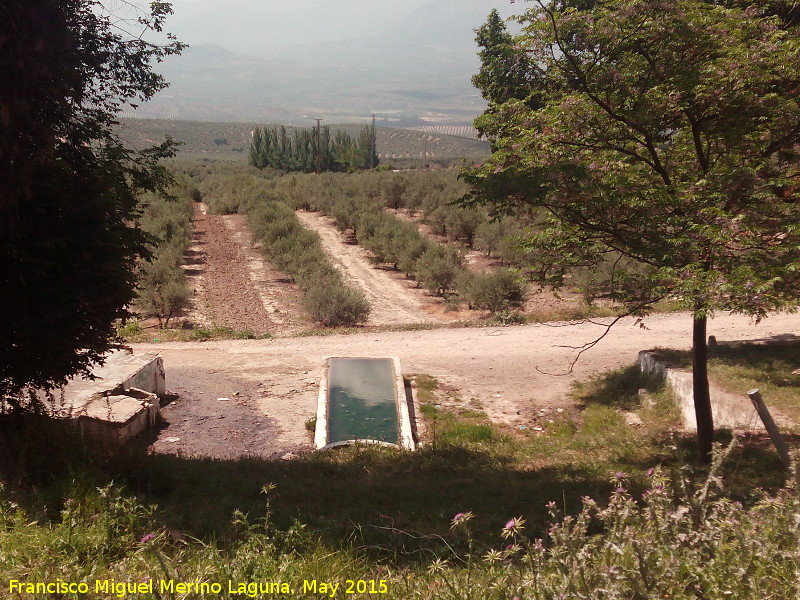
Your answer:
(327, 358), (399, 445)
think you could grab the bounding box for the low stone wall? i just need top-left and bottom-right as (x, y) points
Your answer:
(638, 351), (765, 430)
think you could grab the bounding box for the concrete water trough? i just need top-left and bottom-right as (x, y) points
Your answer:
(41, 350), (165, 445)
(314, 356), (415, 451)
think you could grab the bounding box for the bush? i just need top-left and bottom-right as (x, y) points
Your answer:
(304, 283), (370, 327)
(135, 186), (194, 327)
(415, 245), (464, 296)
(136, 247), (191, 328)
(463, 268), (526, 312)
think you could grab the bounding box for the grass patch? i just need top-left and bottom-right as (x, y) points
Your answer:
(116, 321), (269, 343)
(652, 339), (800, 426)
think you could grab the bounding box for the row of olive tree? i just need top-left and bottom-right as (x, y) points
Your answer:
(134, 182), (195, 328)
(245, 196), (371, 327)
(270, 173), (526, 312)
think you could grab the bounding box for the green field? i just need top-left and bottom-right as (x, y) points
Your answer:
(117, 118), (490, 164)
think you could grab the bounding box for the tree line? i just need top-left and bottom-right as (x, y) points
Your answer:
(248, 125), (378, 173)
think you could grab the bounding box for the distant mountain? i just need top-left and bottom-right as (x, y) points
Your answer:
(132, 1), (520, 124)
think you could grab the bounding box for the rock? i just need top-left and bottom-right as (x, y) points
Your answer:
(625, 412), (644, 427)
(164, 437), (180, 443)
(281, 452), (299, 461)
(217, 397), (230, 402)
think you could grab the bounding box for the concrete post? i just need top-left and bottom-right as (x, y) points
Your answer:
(748, 389), (792, 469)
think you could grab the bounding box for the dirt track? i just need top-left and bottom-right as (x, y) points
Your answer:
(141, 311), (800, 458)
(295, 210), (451, 325)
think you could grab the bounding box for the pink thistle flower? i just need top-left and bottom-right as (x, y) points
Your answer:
(140, 533), (155, 543)
(502, 516), (526, 539)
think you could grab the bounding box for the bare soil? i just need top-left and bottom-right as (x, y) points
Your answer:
(183, 204), (312, 335)
(295, 210), (473, 325)
(141, 312), (800, 459)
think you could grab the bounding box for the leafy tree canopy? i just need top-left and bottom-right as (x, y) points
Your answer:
(0, 1), (184, 403)
(463, 0), (800, 459)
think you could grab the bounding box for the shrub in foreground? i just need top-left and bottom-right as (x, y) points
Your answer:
(1, 443), (798, 599)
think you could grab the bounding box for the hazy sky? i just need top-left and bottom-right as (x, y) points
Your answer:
(166, 0), (435, 56)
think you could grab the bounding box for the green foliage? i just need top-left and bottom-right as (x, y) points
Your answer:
(248, 124), (378, 173)
(304, 284), (371, 328)
(473, 8), (542, 107)
(245, 194), (371, 327)
(464, 0), (800, 458)
(461, 268), (526, 312)
(414, 245), (463, 296)
(467, 0), (800, 317)
(134, 184), (194, 327)
(0, 1), (184, 402)
(136, 247), (190, 328)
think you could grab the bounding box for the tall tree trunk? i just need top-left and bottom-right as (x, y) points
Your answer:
(693, 314), (714, 463)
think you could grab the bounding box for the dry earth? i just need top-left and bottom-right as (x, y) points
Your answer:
(183, 204), (311, 335)
(295, 210), (473, 325)
(142, 312), (800, 459)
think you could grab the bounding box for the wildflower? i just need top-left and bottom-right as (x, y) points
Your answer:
(140, 533), (155, 544)
(484, 549), (504, 564)
(615, 487), (627, 494)
(502, 516), (525, 539)
(450, 510), (474, 530)
(646, 467), (655, 477)
(614, 471), (626, 480)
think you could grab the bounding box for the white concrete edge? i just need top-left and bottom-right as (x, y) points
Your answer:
(638, 350), (762, 431)
(392, 356), (416, 451)
(322, 439), (401, 451)
(314, 357), (330, 450)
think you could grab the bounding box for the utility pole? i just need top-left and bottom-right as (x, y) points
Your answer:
(371, 113), (377, 168)
(314, 118), (323, 173)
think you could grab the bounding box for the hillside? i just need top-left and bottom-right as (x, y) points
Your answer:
(117, 118), (490, 162)
(122, 1), (519, 123)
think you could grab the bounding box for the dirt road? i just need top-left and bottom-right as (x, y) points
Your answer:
(140, 311), (799, 458)
(296, 210), (448, 326)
